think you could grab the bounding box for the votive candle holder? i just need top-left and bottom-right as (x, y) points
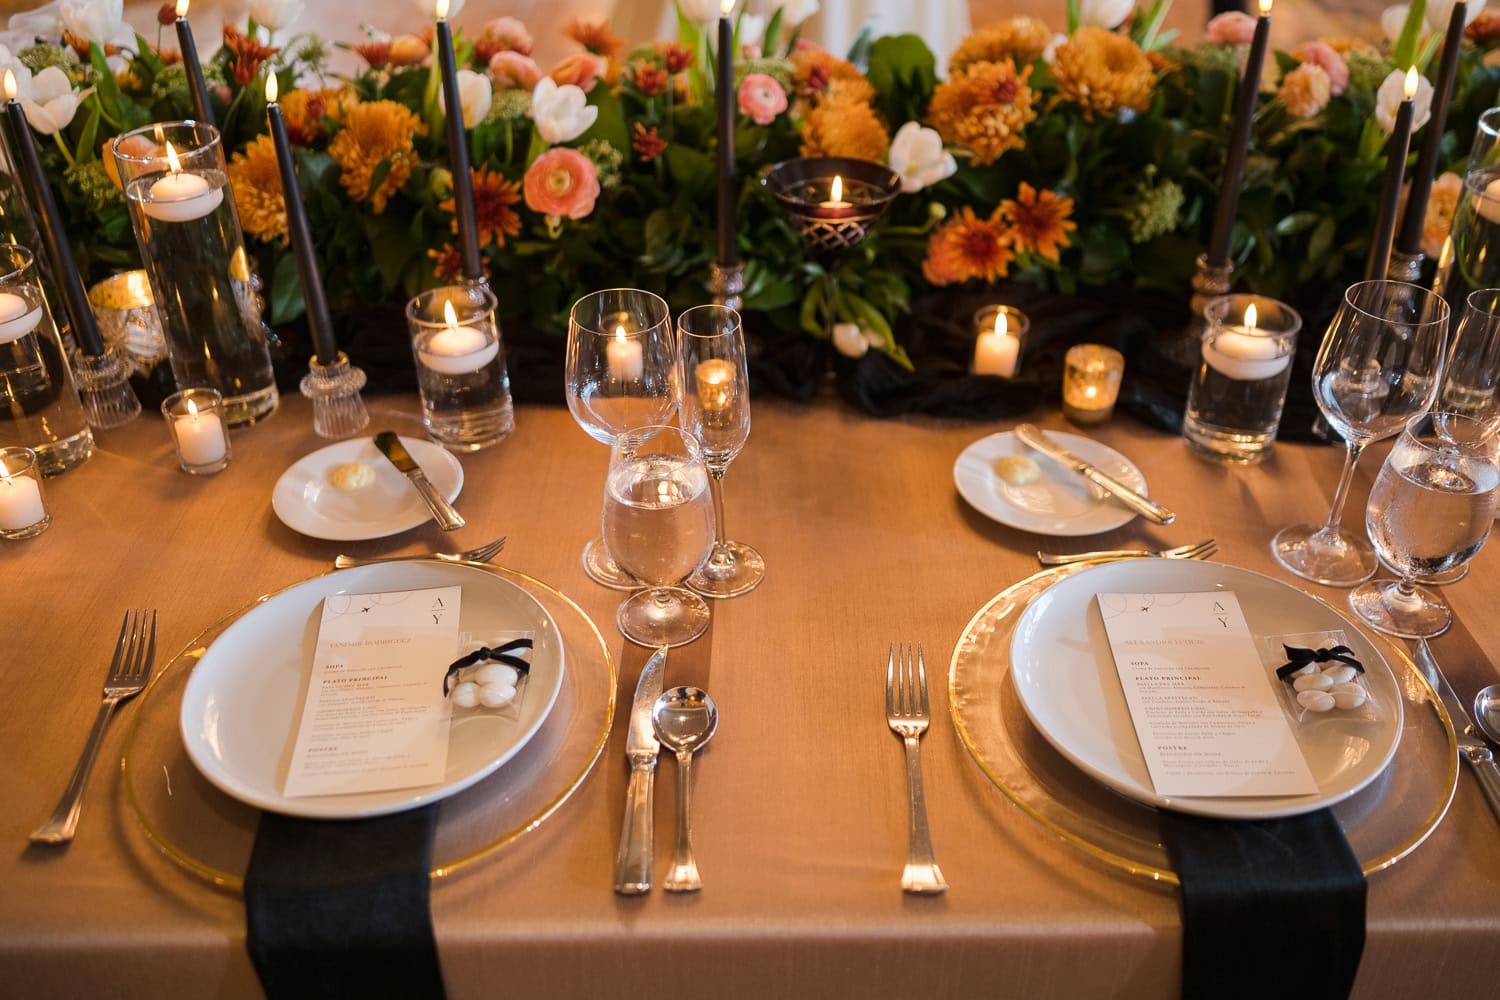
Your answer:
(162, 387), (231, 474)
(0, 446), (49, 538)
(972, 304), (1029, 377)
(1062, 344), (1125, 425)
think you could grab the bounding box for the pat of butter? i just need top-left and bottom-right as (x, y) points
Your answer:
(995, 455), (1041, 486)
(330, 461), (375, 490)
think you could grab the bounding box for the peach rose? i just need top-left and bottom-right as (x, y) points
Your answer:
(389, 34), (429, 67)
(1206, 11), (1257, 45)
(482, 16), (533, 56)
(1422, 172), (1463, 258)
(548, 53), (604, 92)
(1280, 62), (1331, 117)
(490, 50), (543, 90)
(737, 73), (787, 125)
(1296, 40), (1348, 96)
(106, 133), (160, 191)
(523, 147), (600, 219)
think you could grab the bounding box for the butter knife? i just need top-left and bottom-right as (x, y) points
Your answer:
(1014, 424), (1175, 525)
(373, 431), (465, 532)
(615, 645), (668, 894)
(1414, 639), (1500, 822)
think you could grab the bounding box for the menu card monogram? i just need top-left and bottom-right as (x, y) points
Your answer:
(1098, 591), (1317, 797)
(285, 586), (461, 798)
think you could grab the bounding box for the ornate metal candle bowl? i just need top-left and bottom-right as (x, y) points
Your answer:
(763, 156), (901, 257)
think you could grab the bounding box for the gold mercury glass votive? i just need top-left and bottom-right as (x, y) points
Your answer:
(1061, 344), (1125, 425)
(87, 270), (168, 374)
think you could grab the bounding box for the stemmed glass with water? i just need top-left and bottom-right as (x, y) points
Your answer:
(1433, 108), (1500, 319)
(565, 289), (677, 589)
(1271, 280), (1448, 586)
(676, 305), (765, 598)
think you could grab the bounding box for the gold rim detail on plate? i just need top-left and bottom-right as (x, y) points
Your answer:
(948, 563), (1460, 886)
(120, 562), (616, 893)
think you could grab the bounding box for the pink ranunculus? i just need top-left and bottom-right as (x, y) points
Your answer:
(490, 50), (543, 90)
(483, 16), (533, 56)
(1206, 11), (1257, 45)
(523, 147), (601, 220)
(548, 53), (605, 93)
(1297, 40), (1349, 96)
(737, 73), (787, 125)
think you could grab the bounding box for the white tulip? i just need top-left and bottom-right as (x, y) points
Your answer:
(781, 0), (819, 26)
(528, 77), (597, 145)
(57, 0), (121, 45)
(678, 0), (721, 23)
(832, 322), (869, 358)
(1427, 0), (1487, 31)
(888, 121), (956, 193)
(739, 13), (766, 48)
(1381, 4), (1412, 44)
(21, 65), (86, 135)
(8, 3), (64, 39)
(1081, 0), (1135, 29)
(248, 0), (305, 31)
(440, 69), (493, 128)
(1374, 67), (1434, 134)
(413, 0), (465, 17)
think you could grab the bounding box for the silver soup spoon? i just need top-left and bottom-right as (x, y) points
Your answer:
(652, 686), (718, 892)
(1474, 684), (1500, 744)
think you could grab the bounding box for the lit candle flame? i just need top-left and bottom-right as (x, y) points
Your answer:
(1244, 303), (1258, 331)
(265, 73), (278, 103)
(721, 0), (735, 14)
(185, 397), (199, 418)
(176, 0), (190, 17)
(1258, 0), (1272, 15)
(614, 324), (627, 342)
(1404, 65), (1420, 100)
(830, 175), (843, 203)
(994, 310), (1007, 337)
(165, 141), (182, 173)
(2, 71), (14, 102)
(435, 0), (449, 20)
(443, 300), (458, 329)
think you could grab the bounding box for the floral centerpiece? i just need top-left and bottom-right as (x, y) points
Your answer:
(2, 0), (1498, 382)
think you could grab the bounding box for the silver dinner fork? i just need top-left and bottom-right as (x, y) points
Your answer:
(1036, 538), (1217, 567)
(885, 642), (947, 894)
(333, 535), (507, 569)
(31, 610), (157, 845)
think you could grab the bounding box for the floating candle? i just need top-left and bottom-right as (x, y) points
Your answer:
(606, 324), (645, 380)
(821, 174), (851, 209)
(142, 142), (223, 222)
(1203, 303), (1291, 381)
(973, 308), (1020, 377)
(0, 291), (41, 343)
(419, 299), (499, 374)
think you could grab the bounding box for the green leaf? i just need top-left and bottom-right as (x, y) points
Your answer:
(664, 144), (714, 191)
(366, 215), (415, 291)
(270, 251), (305, 324)
(1066, 0), (1082, 35)
(580, 86), (629, 153)
(763, 7), (785, 56)
(676, 1), (701, 51)
(1392, 0), (1426, 69)
(866, 34), (937, 125)
(1307, 215), (1337, 262)
(1274, 210), (1320, 236)
(75, 103), (100, 163)
(364, 156), (394, 201)
(134, 34), (165, 75)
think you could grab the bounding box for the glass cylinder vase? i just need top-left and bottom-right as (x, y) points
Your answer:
(111, 122), (277, 427)
(0, 244), (92, 474)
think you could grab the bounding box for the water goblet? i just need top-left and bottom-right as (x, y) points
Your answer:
(565, 289), (677, 589)
(1271, 280), (1448, 586)
(1349, 412), (1499, 638)
(603, 425), (716, 648)
(676, 305), (765, 598)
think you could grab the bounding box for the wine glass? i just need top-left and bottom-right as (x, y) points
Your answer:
(565, 289), (677, 589)
(602, 425), (716, 648)
(1433, 109), (1500, 320)
(676, 305), (765, 598)
(1271, 280), (1448, 586)
(1349, 412), (1499, 638)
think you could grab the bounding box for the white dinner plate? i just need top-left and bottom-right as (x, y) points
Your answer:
(1008, 560), (1404, 819)
(272, 436), (463, 541)
(953, 430), (1149, 536)
(179, 562), (565, 819)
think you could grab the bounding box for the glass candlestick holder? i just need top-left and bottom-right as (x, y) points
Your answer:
(0, 244), (93, 474)
(72, 343), (142, 428)
(0, 446), (50, 539)
(1062, 344), (1125, 425)
(406, 283), (514, 451)
(112, 122), (277, 427)
(162, 387), (231, 474)
(300, 351), (370, 439)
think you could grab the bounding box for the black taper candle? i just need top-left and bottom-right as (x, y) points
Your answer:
(1, 85), (105, 355)
(1206, 0), (1272, 268)
(434, 8), (482, 283)
(175, 3), (215, 129)
(265, 77), (336, 365)
(1396, 0), (1465, 256)
(716, 5), (736, 267)
(1368, 75), (1418, 280)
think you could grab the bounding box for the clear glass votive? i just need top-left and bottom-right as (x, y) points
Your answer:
(1183, 294), (1302, 464)
(0, 244), (93, 474)
(0, 446), (50, 539)
(112, 123), (278, 427)
(161, 388), (231, 474)
(1061, 344), (1125, 425)
(971, 304), (1030, 378)
(406, 283), (514, 451)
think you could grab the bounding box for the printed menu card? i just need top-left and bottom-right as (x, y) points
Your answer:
(1098, 591), (1317, 797)
(285, 586), (461, 798)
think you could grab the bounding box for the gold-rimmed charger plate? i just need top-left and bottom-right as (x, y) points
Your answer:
(121, 563), (615, 892)
(949, 562), (1459, 886)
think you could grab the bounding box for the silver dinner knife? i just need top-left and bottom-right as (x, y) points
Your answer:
(615, 645), (668, 894)
(1014, 423), (1175, 525)
(373, 431), (465, 531)
(1413, 639), (1500, 822)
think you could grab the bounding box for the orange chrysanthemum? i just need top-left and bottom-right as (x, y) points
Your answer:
(1468, 12), (1500, 45)
(923, 206), (1015, 285)
(656, 41), (694, 74)
(800, 96), (890, 160)
(226, 135), (287, 244)
(328, 100), (426, 214)
(1051, 28), (1154, 120)
(564, 18), (625, 61)
(629, 60), (670, 97)
(949, 18), (1052, 72)
(632, 122), (667, 161)
(222, 24), (278, 86)
(792, 45), (866, 99)
(351, 38), (392, 68)
(428, 244), (470, 282)
(280, 89), (331, 145)
(1000, 183), (1076, 263)
(439, 166), (522, 248)
(927, 59), (1037, 165)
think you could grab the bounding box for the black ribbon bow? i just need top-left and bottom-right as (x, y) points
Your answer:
(442, 637), (533, 695)
(1276, 644), (1364, 681)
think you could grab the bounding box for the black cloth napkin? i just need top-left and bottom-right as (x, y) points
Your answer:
(1160, 808), (1366, 1000)
(244, 806), (447, 1000)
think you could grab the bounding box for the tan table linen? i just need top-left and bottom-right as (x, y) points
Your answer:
(3, 394), (1498, 999)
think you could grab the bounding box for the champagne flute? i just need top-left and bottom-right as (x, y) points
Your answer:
(603, 425), (716, 648)
(1271, 280), (1448, 586)
(1350, 412), (1499, 638)
(676, 305), (765, 599)
(565, 289), (677, 589)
